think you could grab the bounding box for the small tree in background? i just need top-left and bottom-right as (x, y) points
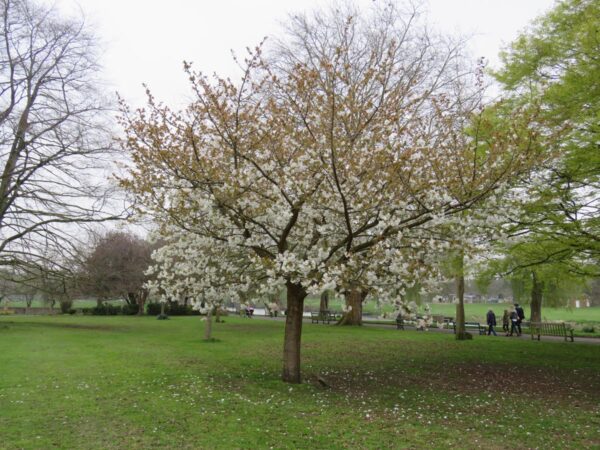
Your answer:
(80, 231), (153, 313)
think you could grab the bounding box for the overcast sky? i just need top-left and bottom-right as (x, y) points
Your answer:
(57, 0), (556, 107)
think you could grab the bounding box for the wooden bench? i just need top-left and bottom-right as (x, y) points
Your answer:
(529, 322), (574, 342)
(453, 321), (486, 335)
(395, 316), (425, 330)
(310, 311), (338, 324)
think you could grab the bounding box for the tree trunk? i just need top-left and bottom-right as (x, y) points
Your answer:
(160, 302), (165, 316)
(319, 290), (329, 314)
(282, 281), (307, 384)
(455, 251), (470, 340)
(137, 289), (148, 315)
(530, 271), (543, 323)
(204, 306), (214, 340)
(589, 280), (600, 307)
(216, 306), (223, 323)
(338, 289), (366, 326)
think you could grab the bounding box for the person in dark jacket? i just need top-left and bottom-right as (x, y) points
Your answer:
(509, 309), (520, 336)
(502, 309), (510, 335)
(486, 309), (497, 336)
(515, 303), (525, 335)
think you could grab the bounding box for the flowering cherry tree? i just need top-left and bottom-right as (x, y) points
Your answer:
(120, 3), (543, 383)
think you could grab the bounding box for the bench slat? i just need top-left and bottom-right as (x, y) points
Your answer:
(529, 322), (574, 342)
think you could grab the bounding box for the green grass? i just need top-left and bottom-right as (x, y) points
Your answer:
(0, 315), (599, 449)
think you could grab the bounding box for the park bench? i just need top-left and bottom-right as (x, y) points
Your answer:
(310, 311), (339, 324)
(395, 315), (426, 330)
(453, 321), (486, 335)
(529, 322), (574, 342)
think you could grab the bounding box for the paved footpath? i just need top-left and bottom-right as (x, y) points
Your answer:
(253, 314), (600, 345)
(364, 320), (600, 345)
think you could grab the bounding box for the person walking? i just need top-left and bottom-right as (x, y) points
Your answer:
(486, 309), (497, 336)
(502, 309), (510, 335)
(515, 303), (525, 335)
(509, 308), (520, 336)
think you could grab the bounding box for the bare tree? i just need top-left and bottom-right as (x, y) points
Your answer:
(0, 0), (125, 277)
(80, 231), (153, 313)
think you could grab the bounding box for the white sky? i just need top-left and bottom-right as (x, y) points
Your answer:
(57, 0), (556, 107)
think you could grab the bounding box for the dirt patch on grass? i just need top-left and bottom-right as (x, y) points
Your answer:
(306, 360), (600, 406)
(429, 362), (600, 400)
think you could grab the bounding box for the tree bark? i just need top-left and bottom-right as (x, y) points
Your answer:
(338, 289), (367, 326)
(282, 281), (307, 383)
(319, 290), (329, 314)
(204, 306), (214, 340)
(530, 271), (543, 323)
(455, 250), (470, 340)
(127, 292), (137, 306)
(137, 289), (148, 315)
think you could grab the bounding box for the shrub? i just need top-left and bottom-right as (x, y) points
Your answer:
(121, 303), (139, 315)
(68, 308), (77, 315)
(146, 302), (162, 316)
(91, 304), (120, 315)
(60, 300), (73, 314)
(169, 303), (200, 316)
(582, 325), (596, 333)
(146, 302), (199, 316)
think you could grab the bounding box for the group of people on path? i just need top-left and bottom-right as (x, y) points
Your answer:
(486, 304), (525, 337)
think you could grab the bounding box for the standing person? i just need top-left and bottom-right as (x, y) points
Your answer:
(515, 303), (525, 335)
(509, 308), (520, 336)
(502, 309), (510, 335)
(486, 309), (497, 336)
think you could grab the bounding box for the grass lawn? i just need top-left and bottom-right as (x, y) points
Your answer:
(1, 315), (599, 449)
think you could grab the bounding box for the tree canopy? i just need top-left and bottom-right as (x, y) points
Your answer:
(494, 0), (600, 274)
(121, 3), (545, 382)
(484, 0), (600, 319)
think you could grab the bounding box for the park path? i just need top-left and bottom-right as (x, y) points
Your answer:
(251, 313), (600, 345)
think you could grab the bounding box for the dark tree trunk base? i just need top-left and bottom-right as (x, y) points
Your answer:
(338, 289), (366, 326)
(282, 281), (307, 384)
(455, 331), (473, 340)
